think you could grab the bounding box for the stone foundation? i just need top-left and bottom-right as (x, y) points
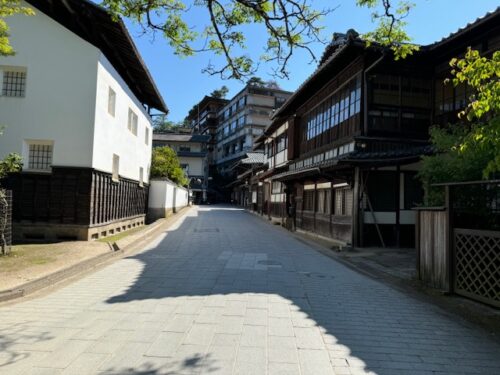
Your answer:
(13, 215), (146, 242)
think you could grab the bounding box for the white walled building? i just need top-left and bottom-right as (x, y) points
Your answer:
(152, 133), (210, 203)
(215, 85), (292, 175)
(0, 0), (168, 240)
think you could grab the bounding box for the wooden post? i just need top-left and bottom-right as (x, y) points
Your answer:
(395, 166), (401, 247)
(445, 185), (454, 293)
(351, 167), (360, 247)
(415, 209), (420, 279)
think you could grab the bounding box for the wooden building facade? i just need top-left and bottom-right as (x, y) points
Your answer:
(256, 10), (500, 248)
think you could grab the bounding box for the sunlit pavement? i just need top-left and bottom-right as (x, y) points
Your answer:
(1, 206), (499, 375)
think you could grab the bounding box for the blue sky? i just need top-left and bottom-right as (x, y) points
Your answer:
(120, 1), (499, 121)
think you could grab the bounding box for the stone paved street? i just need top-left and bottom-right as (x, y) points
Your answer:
(1, 206), (500, 375)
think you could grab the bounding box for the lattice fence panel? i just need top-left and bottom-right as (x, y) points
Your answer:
(454, 228), (500, 308)
(1, 190), (13, 255)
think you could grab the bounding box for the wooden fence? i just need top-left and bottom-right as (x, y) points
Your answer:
(417, 180), (500, 307)
(415, 207), (449, 291)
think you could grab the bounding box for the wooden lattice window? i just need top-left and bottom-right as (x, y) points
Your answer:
(2, 70), (26, 97)
(334, 187), (353, 216)
(28, 143), (53, 171)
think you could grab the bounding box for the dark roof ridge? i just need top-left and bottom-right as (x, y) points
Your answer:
(26, 0), (168, 113)
(428, 6), (500, 49)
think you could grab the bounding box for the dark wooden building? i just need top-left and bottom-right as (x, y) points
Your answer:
(258, 9), (500, 248)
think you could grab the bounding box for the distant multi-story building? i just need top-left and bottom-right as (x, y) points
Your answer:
(152, 132), (210, 203)
(186, 96), (228, 165)
(215, 85), (292, 175)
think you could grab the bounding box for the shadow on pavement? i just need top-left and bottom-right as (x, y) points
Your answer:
(100, 205), (500, 375)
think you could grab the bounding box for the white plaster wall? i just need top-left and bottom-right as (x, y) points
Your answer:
(179, 157), (204, 176)
(363, 211), (416, 225)
(148, 179), (188, 213)
(93, 54), (152, 182)
(247, 95), (275, 107)
(175, 187), (189, 208)
(149, 180), (168, 208)
(0, 4), (99, 168)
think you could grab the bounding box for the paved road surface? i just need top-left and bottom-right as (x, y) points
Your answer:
(1, 206), (499, 374)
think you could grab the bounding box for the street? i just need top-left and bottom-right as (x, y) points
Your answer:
(1, 206), (499, 375)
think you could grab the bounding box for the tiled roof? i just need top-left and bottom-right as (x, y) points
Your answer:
(240, 152), (266, 165)
(273, 146), (433, 181)
(271, 42), (353, 120)
(272, 7), (500, 123)
(153, 133), (210, 143)
(339, 145), (434, 161)
(429, 7), (500, 49)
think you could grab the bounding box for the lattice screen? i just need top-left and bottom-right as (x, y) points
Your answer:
(454, 228), (500, 308)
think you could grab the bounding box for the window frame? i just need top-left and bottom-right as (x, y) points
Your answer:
(108, 87), (116, 116)
(127, 108), (138, 136)
(112, 154), (120, 181)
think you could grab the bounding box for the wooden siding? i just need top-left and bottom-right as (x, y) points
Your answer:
(296, 57), (364, 157)
(294, 183), (352, 244)
(416, 209), (449, 291)
(5, 167), (147, 227)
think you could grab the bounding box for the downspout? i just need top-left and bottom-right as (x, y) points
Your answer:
(363, 52), (385, 135)
(360, 51), (385, 248)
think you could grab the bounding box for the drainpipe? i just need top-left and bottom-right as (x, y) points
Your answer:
(363, 52), (385, 135)
(360, 52), (385, 248)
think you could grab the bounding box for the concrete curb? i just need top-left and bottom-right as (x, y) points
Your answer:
(0, 206), (193, 304)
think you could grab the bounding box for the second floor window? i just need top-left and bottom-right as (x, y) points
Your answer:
(108, 87), (116, 116)
(276, 134), (287, 153)
(2, 70), (27, 97)
(145, 127), (149, 145)
(128, 109), (138, 135)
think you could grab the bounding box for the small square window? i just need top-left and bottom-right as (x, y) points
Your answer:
(128, 108), (138, 135)
(27, 142), (53, 171)
(2, 70), (27, 97)
(112, 154), (120, 181)
(108, 87), (116, 116)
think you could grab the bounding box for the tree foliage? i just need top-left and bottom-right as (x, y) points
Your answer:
(418, 124), (496, 205)
(0, 127), (22, 256)
(3, 0), (422, 79)
(356, 0), (418, 59)
(150, 146), (189, 186)
(0, 128), (22, 179)
(153, 116), (188, 132)
(449, 49), (500, 178)
(419, 49), (500, 205)
(210, 85), (229, 98)
(102, 0), (332, 79)
(0, 0), (34, 56)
